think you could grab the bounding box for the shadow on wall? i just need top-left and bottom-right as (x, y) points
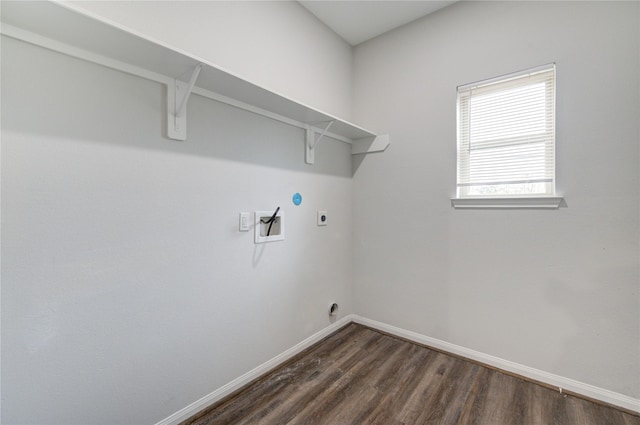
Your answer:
(253, 243), (266, 268)
(352, 152), (367, 176)
(1, 36), (355, 179)
(352, 148), (389, 176)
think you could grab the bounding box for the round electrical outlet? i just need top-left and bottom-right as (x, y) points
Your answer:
(317, 211), (328, 226)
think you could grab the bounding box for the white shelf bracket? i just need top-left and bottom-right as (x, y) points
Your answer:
(167, 63), (203, 141)
(305, 120), (334, 164)
(352, 134), (390, 155)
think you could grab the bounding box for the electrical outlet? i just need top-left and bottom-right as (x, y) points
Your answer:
(317, 211), (328, 226)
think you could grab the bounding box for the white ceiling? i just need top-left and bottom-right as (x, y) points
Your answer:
(298, 1), (457, 46)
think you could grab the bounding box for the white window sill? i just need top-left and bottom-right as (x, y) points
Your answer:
(451, 197), (564, 209)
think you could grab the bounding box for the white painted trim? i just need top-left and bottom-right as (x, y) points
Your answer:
(0, 23), (172, 86)
(457, 63), (556, 92)
(191, 86), (352, 145)
(156, 314), (639, 424)
(351, 134), (391, 155)
(1, 3), (380, 144)
(352, 315), (640, 414)
(451, 196), (564, 209)
(0, 25), (353, 146)
(155, 314), (355, 425)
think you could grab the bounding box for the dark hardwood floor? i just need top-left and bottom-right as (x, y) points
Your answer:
(182, 323), (640, 425)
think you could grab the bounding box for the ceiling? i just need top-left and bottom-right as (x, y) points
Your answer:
(298, 1), (457, 46)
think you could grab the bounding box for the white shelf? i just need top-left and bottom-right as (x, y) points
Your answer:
(0, 0), (389, 162)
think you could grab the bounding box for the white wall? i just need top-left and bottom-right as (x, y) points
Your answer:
(3, 1), (639, 423)
(353, 0), (640, 399)
(1, 27), (353, 425)
(66, 0), (354, 120)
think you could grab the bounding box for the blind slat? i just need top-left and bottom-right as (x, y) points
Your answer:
(457, 64), (555, 197)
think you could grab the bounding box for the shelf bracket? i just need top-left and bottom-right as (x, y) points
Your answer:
(167, 63), (203, 141)
(305, 120), (334, 164)
(352, 134), (390, 155)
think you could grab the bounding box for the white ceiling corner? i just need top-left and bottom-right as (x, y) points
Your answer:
(298, 1), (457, 46)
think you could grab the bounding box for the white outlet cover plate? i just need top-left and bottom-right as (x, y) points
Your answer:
(317, 211), (328, 226)
(239, 212), (251, 231)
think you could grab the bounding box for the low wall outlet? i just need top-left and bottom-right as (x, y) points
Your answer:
(255, 210), (285, 243)
(317, 211), (328, 226)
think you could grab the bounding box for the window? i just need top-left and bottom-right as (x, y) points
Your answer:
(456, 64), (556, 201)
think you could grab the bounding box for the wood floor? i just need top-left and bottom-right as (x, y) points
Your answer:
(182, 323), (640, 425)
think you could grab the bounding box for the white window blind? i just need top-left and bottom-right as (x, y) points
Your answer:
(457, 64), (556, 198)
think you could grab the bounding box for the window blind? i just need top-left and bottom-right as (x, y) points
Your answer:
(457, 64), (556, 197)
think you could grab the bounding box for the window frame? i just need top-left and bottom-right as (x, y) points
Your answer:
(451, 64), (563, 209)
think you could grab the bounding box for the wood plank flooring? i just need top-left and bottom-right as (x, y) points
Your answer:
(182, 324), (640, 425)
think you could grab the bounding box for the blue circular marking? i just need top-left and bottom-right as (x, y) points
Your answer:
(292, 192), (302, 206)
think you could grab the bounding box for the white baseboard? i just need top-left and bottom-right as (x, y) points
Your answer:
(157, 313), (639, 424)
(155, 314), (355, 425)
(352, 315), (640, 414)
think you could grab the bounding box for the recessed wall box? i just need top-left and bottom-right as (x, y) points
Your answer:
(255, 210), (285, 244)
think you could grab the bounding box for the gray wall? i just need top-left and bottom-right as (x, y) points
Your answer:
(1, 25), (353, 425)
(68, 0), (354, 120)
(353, 1), (639, 399)
(3, 1), (639, 424)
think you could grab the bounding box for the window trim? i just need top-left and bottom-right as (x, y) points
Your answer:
(454, 64), (562, 208)
(450, 196), (564, 209)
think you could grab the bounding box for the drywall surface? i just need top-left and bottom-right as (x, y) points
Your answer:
(353, 1), (640, 399)
(1, 36), (353, 424)
(66, 0), (354, 120)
